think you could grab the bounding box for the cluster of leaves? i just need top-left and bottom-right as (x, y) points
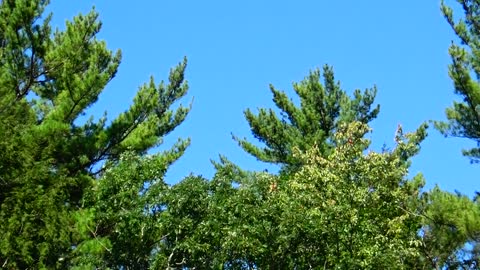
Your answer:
(127, 122), (427, 269)
(1, 0), (480, 269)
(206, 122), (427, 269)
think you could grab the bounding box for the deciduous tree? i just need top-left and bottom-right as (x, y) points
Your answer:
(194, 122), (427, 269)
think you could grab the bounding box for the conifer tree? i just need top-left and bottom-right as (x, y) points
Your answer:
(0, 1), (190, 268)
(421, 187), (480, 269)
(233, 65), (379, 170)
(436, 0), (480, 163)
(420, 1), (480, 268)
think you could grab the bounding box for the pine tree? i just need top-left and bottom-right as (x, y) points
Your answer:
(233, 65), (379, 171)
(419, 1), (480, 268)
(435, 0), (480, 163)
(421, 187), (480, 269)
(0, 1), (190, 268)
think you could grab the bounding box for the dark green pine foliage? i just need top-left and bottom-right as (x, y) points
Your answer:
(435, 0), (480, 162)
(421, 187), (480, 269)
(234, 65), (379, 169)
(0, 1), (190, 268)
(419, 1), (480, 268)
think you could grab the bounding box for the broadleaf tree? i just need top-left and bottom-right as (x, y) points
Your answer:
(185, 122), (428, 269)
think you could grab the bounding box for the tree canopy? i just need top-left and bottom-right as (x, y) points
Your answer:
(436, 0), (480, 163)
(233, 66), (379, 171)
(420, 1), (480, 268)
(0, 0), (190, 268)
(0, 0), (478, 269)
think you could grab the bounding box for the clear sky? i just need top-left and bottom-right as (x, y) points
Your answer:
(46, 1), (477, 196)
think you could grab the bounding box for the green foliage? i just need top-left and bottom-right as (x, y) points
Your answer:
(173, 122), (426, 269)
(233, 65), (379, 170)
(72, 150), (188, 269)
(419, 1), (480, 269)
(271, 122), (426, 269)
(1, 1), (476, 269)
(201, 160), (283, 268)
(436, 0), (480, 162)
(0, 0), (190, 268)
(152, 174), (211, 269)
(421, 187), (480, 269)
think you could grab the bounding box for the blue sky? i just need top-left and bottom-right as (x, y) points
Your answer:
(47, 1), (477, 196)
